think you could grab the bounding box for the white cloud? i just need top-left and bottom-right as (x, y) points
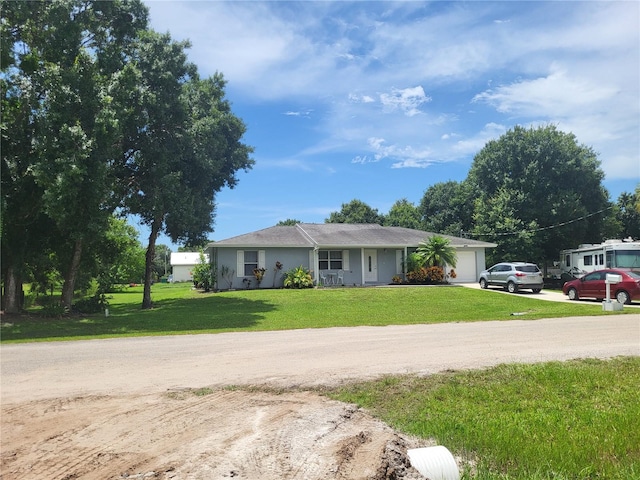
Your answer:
(452, 123), (507, 157)
(148, 1), (638, 182)
(362, 137), (434, 168)
(379, 86), (431, 117)
(472, 66), (619, 117)
(349, 93), (375, 103)
(283, 110), (313, 118)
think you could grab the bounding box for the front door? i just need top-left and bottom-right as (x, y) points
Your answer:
(364, 249), (378, 283)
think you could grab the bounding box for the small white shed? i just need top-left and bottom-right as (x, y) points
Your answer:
(170, 252), (209, 283)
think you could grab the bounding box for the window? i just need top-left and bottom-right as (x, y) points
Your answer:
(243, 250), (258, 276)
(237, 250), (265, 276)
(319, 250), (349, 270)
(319, 250), (342, 270)
(565, 255), (571, 267)
(583, 255), (593, 266)
(515, 265), (540, 273)
(612, 250), (640, 268)
(584, 271), (604, 281)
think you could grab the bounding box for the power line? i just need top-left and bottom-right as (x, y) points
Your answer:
(461, 206), (613, 238)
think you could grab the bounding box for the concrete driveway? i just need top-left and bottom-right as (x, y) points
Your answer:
(458, 282), (640, 307)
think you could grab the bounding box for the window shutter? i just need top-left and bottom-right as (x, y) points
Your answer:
(309, 250), (314, 271)
(258, 250), (266, 269)
(342, 250), (350, 270)
(396, 250), (403, 275)
(237, 251), (244, 277)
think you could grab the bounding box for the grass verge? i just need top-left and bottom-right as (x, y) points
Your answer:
(328, 357), (640, 480)
(1, 283), (634, 342)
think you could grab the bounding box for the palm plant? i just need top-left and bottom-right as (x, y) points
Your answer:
(416, 235), (457, 268)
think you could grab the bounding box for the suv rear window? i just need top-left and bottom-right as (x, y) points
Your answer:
(515, 265), (540, 273)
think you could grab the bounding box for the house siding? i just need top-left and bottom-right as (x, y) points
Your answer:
(214, 247), (311, 290)
(172, 265), (194, 283)
(208, 224), (496, 289)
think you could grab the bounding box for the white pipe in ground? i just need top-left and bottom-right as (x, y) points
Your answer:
(407, 446), (460, 480)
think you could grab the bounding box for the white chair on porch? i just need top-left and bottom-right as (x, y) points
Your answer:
(336, 270), (344, 285)
(320, 271), (328, 286)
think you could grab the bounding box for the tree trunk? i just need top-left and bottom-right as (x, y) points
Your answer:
(142, 220), (161, 309)
(3, 265), (23, 314)
(61, 238), (83, 310)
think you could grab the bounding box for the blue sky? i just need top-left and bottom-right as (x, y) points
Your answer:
(141, 1), (639, 249)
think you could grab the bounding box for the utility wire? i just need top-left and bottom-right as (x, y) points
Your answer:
(461, 205), (613, 238)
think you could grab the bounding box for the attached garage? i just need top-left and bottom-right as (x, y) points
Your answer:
(453, 249), (480, 283)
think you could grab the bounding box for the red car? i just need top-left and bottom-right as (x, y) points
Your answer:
(562, 269), (640, 304)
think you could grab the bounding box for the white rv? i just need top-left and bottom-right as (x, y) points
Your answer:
(559, 239), (640, 277)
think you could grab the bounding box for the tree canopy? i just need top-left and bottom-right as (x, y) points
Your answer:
(1, 0), (149, 310)
(467, 125), (612, 264)
(326, 199), (384, 225)
(1, 0), (253, 311)
(419, 181), (474, 236)
(117, 31), (253, 307)
(384, 199), (422, 229)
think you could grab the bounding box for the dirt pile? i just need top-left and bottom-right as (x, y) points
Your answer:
(1, 388), (429, 480)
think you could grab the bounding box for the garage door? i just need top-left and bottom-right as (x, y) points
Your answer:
(454, 250), (477, 283)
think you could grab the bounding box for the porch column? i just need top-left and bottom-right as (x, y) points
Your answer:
(312, 248), (319, 283)
(360, 248), (366, 285)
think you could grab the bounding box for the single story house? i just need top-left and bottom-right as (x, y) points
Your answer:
(170, 252), (209, 282)
(206, 223), (496, 289)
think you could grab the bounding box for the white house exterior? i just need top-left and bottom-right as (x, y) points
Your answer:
(207, 223), (496, 289)
(170, 252), (209, 283)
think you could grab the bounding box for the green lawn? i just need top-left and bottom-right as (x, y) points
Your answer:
(4, 283), (639, 479)
(1, 282), (632, 342)
(330, 357), (640, 480)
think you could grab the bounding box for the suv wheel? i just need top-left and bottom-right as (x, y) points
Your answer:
(479, 278), (488, 289)
(507, 281), (518, 293)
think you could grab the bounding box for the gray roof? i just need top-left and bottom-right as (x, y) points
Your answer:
(209, 223), (496, 249)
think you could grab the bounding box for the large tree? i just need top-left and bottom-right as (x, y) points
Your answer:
(92, 217), (146, 292)
(615, 186), (640, 240)
(1, 0), (148, 310)
(118, 31), (253, 308)
(325, 199), (384, 224)
(419, 180), (474, 236)
(467, 125), (612, 265)
(384, 198), (422, 229)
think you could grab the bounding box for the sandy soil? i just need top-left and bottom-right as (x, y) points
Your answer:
(2, 315), (638, 479)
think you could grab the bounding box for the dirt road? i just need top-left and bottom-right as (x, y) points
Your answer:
(2, 315), (638, 479)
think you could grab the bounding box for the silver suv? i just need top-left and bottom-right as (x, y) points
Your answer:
(479, 262), (544, 293)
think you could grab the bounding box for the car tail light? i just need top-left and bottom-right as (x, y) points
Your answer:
(515, 272), (526, 277)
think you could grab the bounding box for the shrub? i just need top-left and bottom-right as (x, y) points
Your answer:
(283, 266), (314, 289)
(405, 266), (445, 284)
(425, 266), (445, 283)
(406, 268), (428, 284)
(73, 293), (110, 314)
(192, 251), (212, 291)
(253, 267), (267, 287)
(37, 296), (68, 317)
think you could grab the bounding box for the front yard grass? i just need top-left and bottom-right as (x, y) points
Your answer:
(4, 284), (638, 479)
(329, 357), (640, 480)
(1, 282), (634, 342)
